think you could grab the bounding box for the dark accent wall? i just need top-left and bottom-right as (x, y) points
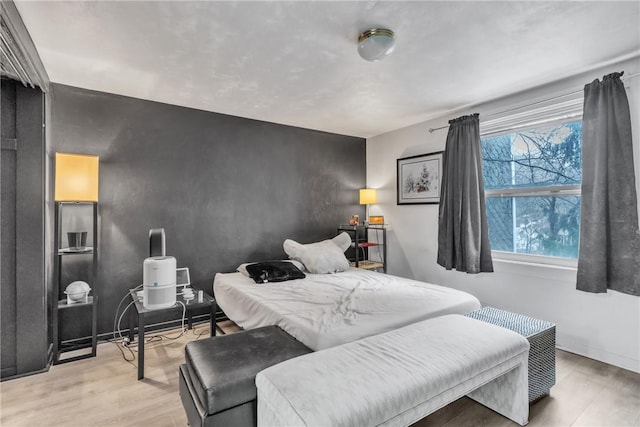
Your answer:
(49, 84), (366, 336)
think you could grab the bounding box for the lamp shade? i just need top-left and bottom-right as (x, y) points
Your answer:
(55, 153), (99, 202)
(359, 188), (377, 205)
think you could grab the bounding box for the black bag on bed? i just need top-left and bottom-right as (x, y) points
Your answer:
(245, 261), (306, 284)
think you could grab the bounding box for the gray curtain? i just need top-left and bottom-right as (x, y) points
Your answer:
(437, 113), (493, 273)
(577, 72), (640, 295)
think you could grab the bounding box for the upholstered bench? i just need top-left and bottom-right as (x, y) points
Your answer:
(465, 306), (556, 402)
(179, 325), (312, 427)
(256, 315), (531, 427)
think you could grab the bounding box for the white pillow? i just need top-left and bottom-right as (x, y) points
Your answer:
(283, 233), (351, 274)
(237, 260), (306, 277)
(332, 232), (352, 252)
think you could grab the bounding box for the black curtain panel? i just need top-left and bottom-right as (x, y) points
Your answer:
(437, 113), (493, 274)
(577, 72), (640, 296)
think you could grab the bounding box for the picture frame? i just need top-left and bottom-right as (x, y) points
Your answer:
(397, 151), (444, 205)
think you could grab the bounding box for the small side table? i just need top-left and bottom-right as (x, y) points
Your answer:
(465, 306), (556, 402)
(128, 288), (216, 380)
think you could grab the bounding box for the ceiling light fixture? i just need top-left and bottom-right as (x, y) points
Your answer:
(357, 28), (395, 62)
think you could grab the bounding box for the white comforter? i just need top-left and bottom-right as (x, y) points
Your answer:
(213, 268), (481, 351)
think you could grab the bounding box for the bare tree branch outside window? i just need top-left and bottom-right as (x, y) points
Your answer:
(481, 121), (582, 258)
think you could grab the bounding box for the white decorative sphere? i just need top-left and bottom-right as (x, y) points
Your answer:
(65, 281), (91, 302)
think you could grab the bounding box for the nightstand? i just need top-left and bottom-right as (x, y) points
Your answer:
(337, 224), (387, 273)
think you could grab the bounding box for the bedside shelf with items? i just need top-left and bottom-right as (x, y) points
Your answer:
(337, 224), (387, 273)
(53, 202), (98, 364)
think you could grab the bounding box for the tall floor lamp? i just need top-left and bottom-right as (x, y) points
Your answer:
(53, 152), (100, 363)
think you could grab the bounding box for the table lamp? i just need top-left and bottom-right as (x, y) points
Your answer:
(359, 188), (377, 225)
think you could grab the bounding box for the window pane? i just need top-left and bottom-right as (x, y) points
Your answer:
(486, 197), (514, 252)
(486, 195), (581, 259)
(482, 121), (582, 190)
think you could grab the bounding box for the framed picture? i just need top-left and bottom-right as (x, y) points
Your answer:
(397, 151), (443, 205)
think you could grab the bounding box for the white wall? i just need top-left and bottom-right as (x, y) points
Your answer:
(366, 56), (640, 373)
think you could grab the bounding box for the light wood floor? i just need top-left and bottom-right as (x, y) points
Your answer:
(1, 320), (638, 427)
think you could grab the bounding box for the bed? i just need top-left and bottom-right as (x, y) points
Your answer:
(213, 267), (481, 351)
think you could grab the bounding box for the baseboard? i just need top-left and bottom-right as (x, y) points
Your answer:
(556, 338), (640, 373)
(106, 313), (215, 342)
(1, 366), (17, 379)
(1, 365), (50, 382)
(16, 311), (225, 378)
(1, 343), (54, 382)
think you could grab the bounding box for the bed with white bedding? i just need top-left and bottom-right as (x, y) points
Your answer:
(213, 267), (481, 351)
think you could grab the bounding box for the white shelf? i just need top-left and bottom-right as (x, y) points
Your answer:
(350, 260), (384, 270)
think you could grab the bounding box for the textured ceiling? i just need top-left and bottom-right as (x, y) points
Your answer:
(14, 1), (640, 138)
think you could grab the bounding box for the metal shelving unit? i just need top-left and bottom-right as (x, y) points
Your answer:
(52, 201), (98, 364)
(337, 224), (387, 273)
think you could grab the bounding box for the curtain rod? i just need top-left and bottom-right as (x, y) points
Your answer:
(428, 72), (640, 133)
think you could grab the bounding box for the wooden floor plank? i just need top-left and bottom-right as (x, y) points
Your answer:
(571, 366), (640, 427)
(1, 321), (638, 427)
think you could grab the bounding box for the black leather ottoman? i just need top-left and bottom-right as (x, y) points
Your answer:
(179, 326), (312, 427)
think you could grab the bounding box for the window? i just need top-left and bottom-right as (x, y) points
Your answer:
(481, 119), (582, 260)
